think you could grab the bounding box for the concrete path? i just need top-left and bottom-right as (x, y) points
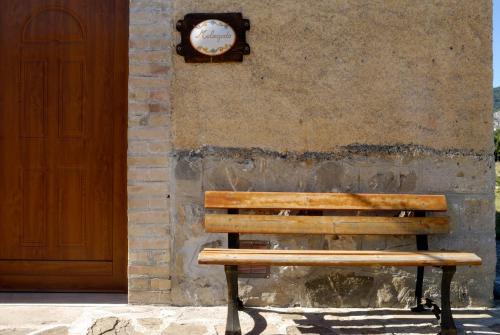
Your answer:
(0, 295), (498, 335)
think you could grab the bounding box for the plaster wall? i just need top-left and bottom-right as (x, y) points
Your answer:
(172, 0), (492, 153)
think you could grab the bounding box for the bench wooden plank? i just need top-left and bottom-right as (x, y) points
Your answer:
(205, 214), (449, 235)
(201, 248), (478, 256)
(201, 248), (464, 255)
(205, 191), (448, 211)
(198, 249), (482, 267)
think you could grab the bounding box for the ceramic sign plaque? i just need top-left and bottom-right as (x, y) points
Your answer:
(176, 13), (250, 63)
(189, 19), (236, 56)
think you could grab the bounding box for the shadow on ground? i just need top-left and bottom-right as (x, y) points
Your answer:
(241, 307), (500, 335)
(0, 302), (498, 334)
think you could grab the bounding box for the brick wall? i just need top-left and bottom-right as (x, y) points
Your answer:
(127, 0), (173, 304)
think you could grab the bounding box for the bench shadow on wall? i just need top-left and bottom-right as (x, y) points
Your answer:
(241, 307), (499, 335)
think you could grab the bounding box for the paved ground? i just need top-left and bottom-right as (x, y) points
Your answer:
(0, 294), (499, 335)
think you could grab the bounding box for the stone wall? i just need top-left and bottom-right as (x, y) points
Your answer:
(170, 147), (495, 307)
(127, 0), (495, 307)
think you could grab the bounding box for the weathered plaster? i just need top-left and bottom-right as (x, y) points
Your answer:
(172, 0), (492, 152)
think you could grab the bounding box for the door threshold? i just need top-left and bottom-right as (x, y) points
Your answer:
(0, 292), (127, 305)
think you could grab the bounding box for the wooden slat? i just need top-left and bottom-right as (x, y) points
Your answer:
(198, 249), (482, 267)
(201, 248), (461, 255)
(204, 214), (449, 235)
(205, 191), (448, 211)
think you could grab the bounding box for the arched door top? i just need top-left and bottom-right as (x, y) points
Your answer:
(22, 7), (85, 43)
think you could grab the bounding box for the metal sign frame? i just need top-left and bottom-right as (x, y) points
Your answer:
(176, 13), (250, 63)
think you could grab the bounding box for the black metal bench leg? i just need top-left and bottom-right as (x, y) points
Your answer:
(411, 266), (426, 312)
(440, 266), (457, 335)
(225, 265), (241, 335)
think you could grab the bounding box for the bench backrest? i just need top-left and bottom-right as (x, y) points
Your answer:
(204, 191), (449, 235)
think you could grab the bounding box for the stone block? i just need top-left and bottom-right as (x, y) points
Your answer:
(129, 290), (171, 305)
(129, 237), (170, 251)
(129, 251), (151, 265)
(129, 278), (150, 290)
(128, 182), (169, 197)
(128, 210), (169, 224)
(129, 265), (170, 277)
(150, 278), (172, 290)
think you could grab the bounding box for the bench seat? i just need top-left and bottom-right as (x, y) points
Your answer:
(199, 248), (482, 267)
(200, 191), (481, 335)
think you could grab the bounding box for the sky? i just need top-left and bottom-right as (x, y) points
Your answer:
(494, 0), (500, 87)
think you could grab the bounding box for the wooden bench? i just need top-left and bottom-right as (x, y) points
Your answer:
(198, 191), (482, 335)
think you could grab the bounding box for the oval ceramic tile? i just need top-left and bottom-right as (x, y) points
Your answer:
(189, 19), (236, 56)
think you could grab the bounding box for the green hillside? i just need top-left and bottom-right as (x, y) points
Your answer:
(494, 87), (500, 112)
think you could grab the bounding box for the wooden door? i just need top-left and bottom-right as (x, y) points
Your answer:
(0, 0), (127, 291)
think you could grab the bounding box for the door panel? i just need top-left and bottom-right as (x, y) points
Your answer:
(21, 169), (47, 247)
(59, 60), (85, 137)
(0, 0), (127, 291)
(21, 60), (48, 138)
